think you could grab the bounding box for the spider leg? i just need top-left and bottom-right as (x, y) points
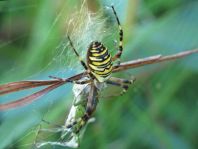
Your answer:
(67, 35), (88, 70)
(48, 76), (63, 81)
(73, 79), (92, 84)
(106, 77), (135, 95)
(111, 6), (123, 65)
(48, 75), (92, 85)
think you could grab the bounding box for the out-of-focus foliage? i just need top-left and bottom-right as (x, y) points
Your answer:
(0, 0), (197, 149)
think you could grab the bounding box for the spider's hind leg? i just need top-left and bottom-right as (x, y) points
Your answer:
(107, 77), (135, 96)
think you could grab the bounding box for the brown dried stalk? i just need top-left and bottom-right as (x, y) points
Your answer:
(113, 49), (198, 72)
(0, 48), (197, 110)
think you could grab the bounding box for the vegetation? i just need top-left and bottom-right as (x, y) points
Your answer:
(0, 0), (197, 149)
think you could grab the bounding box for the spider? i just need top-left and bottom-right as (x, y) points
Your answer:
(61, 5), (135, 132)
(0, 5), (135, 148)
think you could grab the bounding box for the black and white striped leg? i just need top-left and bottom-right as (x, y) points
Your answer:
(107, 77), (135, 95)
(73, 79), (92, 84)
(67, 35), (88, 70)
(111, 6), (123, 64)
(49, 75), (92, 85)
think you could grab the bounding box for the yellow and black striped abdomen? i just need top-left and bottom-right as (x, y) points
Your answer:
(87, 41), (112, 82)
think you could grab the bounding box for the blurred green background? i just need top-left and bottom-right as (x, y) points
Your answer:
(0, 0), (198, 149)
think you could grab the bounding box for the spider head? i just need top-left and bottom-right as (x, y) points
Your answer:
(89, 41), (104, 52)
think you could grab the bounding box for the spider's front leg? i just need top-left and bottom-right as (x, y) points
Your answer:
(111, 6), (124, 67)
(106, 77), (135, 95)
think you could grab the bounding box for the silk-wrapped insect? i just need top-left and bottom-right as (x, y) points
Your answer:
(36, 77), (103, 148)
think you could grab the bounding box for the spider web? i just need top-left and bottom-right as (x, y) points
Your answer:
(0, 0), (123, 148)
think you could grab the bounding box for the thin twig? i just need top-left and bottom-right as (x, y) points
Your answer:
(0, 49), (197, 110)
(61, 48), (198, 81)
(113, 49), (198, 72)
(65, 49), (198, 81)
